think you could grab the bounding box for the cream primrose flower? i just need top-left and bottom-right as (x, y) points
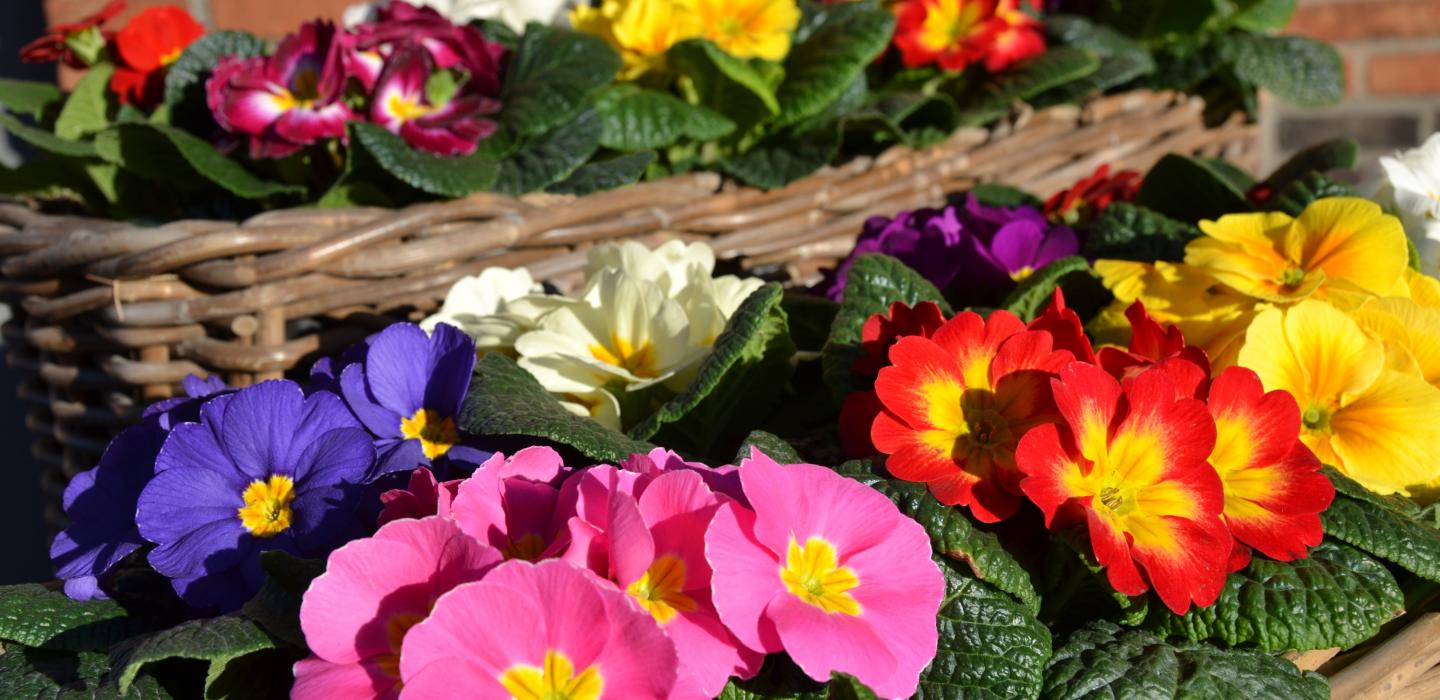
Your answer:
(343, 0), (568, 32)
(1378, 132), (1440, 275)
(420, 268), (555, 354)
(677, 269), (767, 346)
(584, 239), (717, 297)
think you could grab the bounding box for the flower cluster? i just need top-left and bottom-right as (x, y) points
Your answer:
(51, 322), (494, 610)
(1095, 196), (1440, 499)
(1044, 163), (1143, 226)
(892, 0), (1046, 73)
(823, 195), (1080, 307)
(862, 292), (1334, 612)
(207, 1), (504, 158)
(422, 240), (765, 429)
(571, 0), (802, 80)
(295, 447), (944, 698)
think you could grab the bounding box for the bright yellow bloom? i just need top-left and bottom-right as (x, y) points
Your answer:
(1238, 300), (1440, 497)
(1405, 268), (1440, 307)
(571, 0), (702, 80)
(1091, 260), (1258, 368)
(681, 0), (800, 61)
(1350, 296), (1440, 385)
(1187, 197), (1409, 303)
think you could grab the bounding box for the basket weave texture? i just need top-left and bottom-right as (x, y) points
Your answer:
(0, 90), (1254, 528)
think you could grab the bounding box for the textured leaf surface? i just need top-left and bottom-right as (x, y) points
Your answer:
(776, 3), (894, 127)
(546, 151), (654, 195)
(595, 85), (734, 150)
(1043, 622), (1329, 700)
(0, 584), (151, 652)
(1229, 34), (1344, 108)
(1321, 469), (1440, 583)
(722, 124), (840, 189)
(1144, 542), (1403, 651)
(500, 25), (619, 136)
(1002, 257), (1094, 322)
(110, 616), (277, 694)
(1266, 172), (1356, 217)
(1262, 138), (1357, 191)
(1084, 203), (1200, 262)
(1135, 153), (1250, 223)
(460, 353), (656, 463)
(1036, 16), (1154, 105)
(631, 284), (796, 462)
(669, 39), (781, 117)
(956, 47), (1100, 125)
(54, 63), (113, 141)
(0, 644), (171, 699)
(164, 31), (267, 106)
(352, 123), (500, 198)
(494, 108), (602, 195)
(737, 430), (804, 465)
(917, 565), (1050, 700)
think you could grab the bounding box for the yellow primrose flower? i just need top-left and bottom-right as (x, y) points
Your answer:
(680, 0), (801, 61)
(1092, 259), (1258, 368)
(571, 0), (701, 80)
(1238, 299), (1440, 497)
(1186, 197), (1409, 303)
(1350, 296), (1440, 386)
(1405, 268), (1440, 307)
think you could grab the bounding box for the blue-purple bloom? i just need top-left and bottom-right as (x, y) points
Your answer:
(136, 380), (375, 611)
(50, 375), (227, 601)
(339, 322), (488, 478)
(823, 195), (1079, 306)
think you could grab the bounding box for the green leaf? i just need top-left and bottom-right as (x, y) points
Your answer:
(1036, 16), (1155, 105)
(669, 39), (782, 118)
(240, 552), (326, 648)
(781, 292), (840, 352)
(460, 353), (657, 463)
(956, 47), (1100, 125)
(546, 151), (655, 195)
(0, 79), (63, 120)
(1144, 542), (1404, 652)
(164, 31), (268, 107)
(0, 110), (97, 158)
(104, 123), (303, 200)
(631, 284), (797, 462)
(1321, 470), (1440, 583)
(1043, 622), (1328, 699)
(775, 3), (894, 127)
(0, 584), (153, 652)
(1266, 172), (1356, 217)
(970, 184), (1042, 209)
(494, 108), (602, 195)
(110, 616), (278, 694)
(595, 85), (735, 150)
(55, 63), (113, 141)
(1002, 257), (1094, 322)
(352, 122), (502, 198)
(203, 647), (304, 700)
(821, 254), (952, 402)
(1263, 138), (1359, 191)
(919, 562), (1050, 699)
(0, 644), (174, 699)
(833, 460), (1040, 614)
(500, 24), (620, 136)
(1136, 153), (1251, 223)
(1228, 34), (1344, 108)
(1084, 202), (1201, 262)
(737, 429), (804, 465)
(1226, 0), (1298, 32)
(722, 124), (841, 189)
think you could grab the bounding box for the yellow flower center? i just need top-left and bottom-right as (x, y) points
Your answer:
(626, 554), (698, 624)
(1302, 405), (1333, 433)
(1010, 266), (1036, 282)
(373, 612), (426, 680)
(237, 475), (296, 538)
(588, 334), (658, 378)
(500, 650), (603, 700)
(387, 93), (436, 123)
(503, 532), (547, 561)
(400, 408), (459, 461)
(918, 0), (984, 52)
(1280, 266), (1307, 288)
(1096, 484), (1138, 516)
(160, 47), (184, 67)
(779, 536), (862, 616)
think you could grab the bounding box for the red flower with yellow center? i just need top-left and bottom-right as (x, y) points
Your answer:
(840, 301), (948, 459)
(1044, 164), (1142, 226)
(1204, 367), (1334, 569)
(1097, 301), (1212, 399)
(109, 5), (204, 107)
(1017, 363), (1229, 614)
(985, 0), (1046, 72)
(872, 310), (1072, 521)
(1028, 289), (1096, 364)
(893, 0), (1000, 72)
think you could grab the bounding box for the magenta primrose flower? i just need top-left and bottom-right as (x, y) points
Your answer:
(294, 516), (500, 700)
(400, 558), (679, 699)
(376, 467), (463, 527)
(706, 449), (945, 697)
(450, 447), (572, 561)
(207, 20), (354, 159)
(370, 41), (500, 156)
(345, 1), (500, 91)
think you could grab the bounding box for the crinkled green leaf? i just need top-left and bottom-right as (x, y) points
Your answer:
(1266, 172), (1357, 217)
(1228, 34), (1344, 108)
(0, 584), (153, 652)
(500, 24), (619, 136)
(352, 122), (501, 198)
(1084, 202), (1201, 262)
(1144, 542), (1403, 652)
(110, 616), (278, 694)
(669, 39), (781, 117)
(1136, 153), (1250, 223)
(54, 63), (113, 141)
(1002, 257), (1094, 322)
(1043, 621), (1329, 700)
(494, 108), (602, 195)
(832, 460), (1040, 614)
(164, 31), (267, 107)
(821, 254), (952, 402)
(546, 151), (654, 195)
(917, 562), (1049, 699)
(460, 352), (657, 464)
(630, 284), (797, 462)
(737, 429), (804, 465)
(0, 110), (97, 158)
(955, 47), (1100, 126)
(1224, 0), (1297, 32)
(203, 647), (304, 700)
(0, 78), (62, 120)
(1263, 138), (1357, 192)
(722, 124), (840, 189)
(775, 3), (894, 127)
(595, 85), (734, 150)
(1321, 469), (1440, 583)
(0, 644), (172, 699)
(1035, 16), (1154, 106)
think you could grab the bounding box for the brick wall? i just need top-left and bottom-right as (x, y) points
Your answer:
(44, 0), (359, 37)
(1263, 0), (1440, 179)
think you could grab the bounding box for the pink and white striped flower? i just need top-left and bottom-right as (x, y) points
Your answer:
(369, 41), (500, 156)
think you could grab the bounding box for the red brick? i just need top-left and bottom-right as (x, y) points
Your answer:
(1289, 0), (1440, 42)
(210, 0), (358, 38)
(43, 0), (184, 29)
(1368, 50), (1440, 95)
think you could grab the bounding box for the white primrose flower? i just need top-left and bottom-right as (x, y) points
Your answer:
(675, 268), (767, 346)
(556, 388), (623, 431)
(421, 267), (554, 354)
(584, 239), (717, 298)
(344, 0), (569, 32)
(1378, 132), (1440, 275)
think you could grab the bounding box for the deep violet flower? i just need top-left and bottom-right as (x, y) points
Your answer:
(136, 380), (376, 611)
(207, 20), (355, 159)
(339, 322), (490, 478)
(50, 375), (228, 601)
